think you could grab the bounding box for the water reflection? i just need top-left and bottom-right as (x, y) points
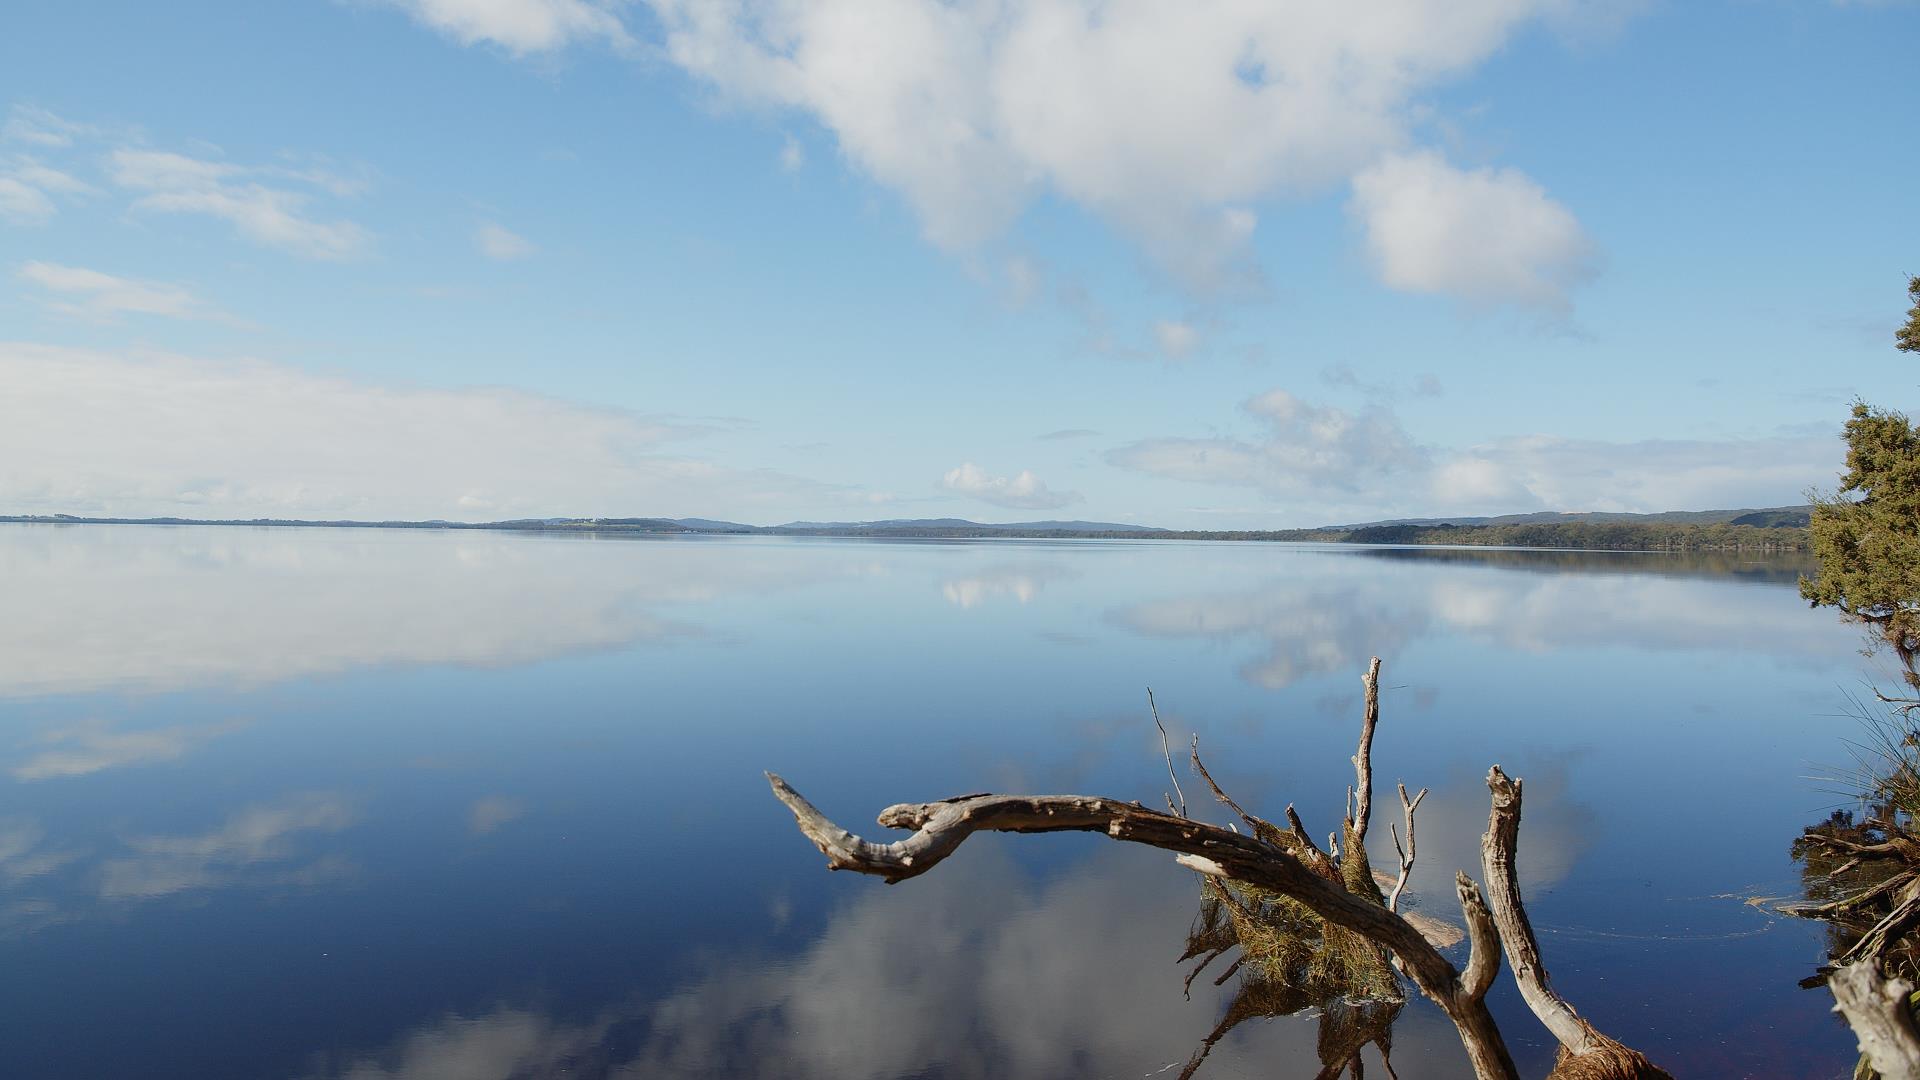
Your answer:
(940, 561), (1077, 608)
(305, 845), (1470, 1080)
(11, 717), (249, 780)
(1113, 548), (1840, 689)
(0, 525), (852, 697)
(1114, 581), (1426, 689)
(97, 793), (358, 900)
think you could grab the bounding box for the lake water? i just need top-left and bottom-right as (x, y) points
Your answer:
(0, 524), (1887, 1078)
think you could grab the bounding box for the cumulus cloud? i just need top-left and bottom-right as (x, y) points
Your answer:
(1108, 390), (1424, 498)
(376, 0), (632, 54)
(109, 148), (369, 260)
(648, 1), (1604, 297)
(0, 342), (864, 522)
(16, 261), (211, 321)
(1350, 150), (1597, 312)
(941, 462), (1082, 511)
(474, 221), (534, 260)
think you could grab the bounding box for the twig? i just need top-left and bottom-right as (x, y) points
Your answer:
(1388, 782), (1428, 914)
(1149, 687), (1186, 819)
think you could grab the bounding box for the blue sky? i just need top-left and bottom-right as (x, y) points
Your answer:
(1, 0), (1915, 528)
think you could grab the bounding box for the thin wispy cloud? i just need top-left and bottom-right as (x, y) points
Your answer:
(109, 148), (370, 260)
(475, 221), (534, 260)
(1111, 386), (1842, 516)
(0, 342), (877, 522)
(2, 105), (92, 148)
(17, 261), (215, 322)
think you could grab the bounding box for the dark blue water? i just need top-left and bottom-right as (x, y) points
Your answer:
(0, 525), (1880, 1078)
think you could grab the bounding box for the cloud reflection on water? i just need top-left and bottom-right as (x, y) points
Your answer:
(0, 527), (854, 698)
(301, 844), (1480, 1080)
(10, 717), (249, 780)
(1112, 548), (1842, 689)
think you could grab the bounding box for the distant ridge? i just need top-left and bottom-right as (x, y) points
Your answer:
(1322, 505), (1813, 530)
(775, 517), (1156, 532)
(0, 505), (1813, 551)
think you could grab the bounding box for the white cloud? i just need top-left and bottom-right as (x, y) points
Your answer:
(1429, 432), (1841, 515)
(0, 342), (862, 522)
(0, 177), (54, 224)
(0, 158), (92, 225)
(941, 462), (1082, 511)
(376, 0), (632, 54)
(17, 261), (211, 321)
(474, 221), (534, 260)
(1110, 386), (1839, 517)
(1108, 390), (1425, 497)
(109, 148), (369, 260)
(1152, 319), (1199, 360)
(779, 133), (805, 172)
(649, 1), (1604, 294)
(1350, 150), (1597, 311)
(2, 105), (89, 148)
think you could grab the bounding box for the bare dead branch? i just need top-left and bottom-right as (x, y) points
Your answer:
(1481, 766), (1599, 1055)
(1388, 782), (1428, 914)
(1351, 657), (1383, 843)
(1191, 737), (1292, 852)
(766, 771), (1521, 1079)
(1481, 768), (1673, 1079)
(1456, 872), (1501, 1004)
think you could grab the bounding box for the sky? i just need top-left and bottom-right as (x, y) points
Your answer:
(1, 0), (1915, 529)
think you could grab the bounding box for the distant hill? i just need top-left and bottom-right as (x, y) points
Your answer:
(775, 517), (1157, 533)
(1323, 505), (1814, 530)
(0, 506), (1811, 551)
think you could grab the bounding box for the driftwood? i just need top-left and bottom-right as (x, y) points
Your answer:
(1830, 962), (1920, 1079)
(767, 658), (1674, 1080)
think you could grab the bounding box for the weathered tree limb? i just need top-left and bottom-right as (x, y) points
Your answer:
(1481, 767), (1674, 1080)
(1352, 656), (1383, 845)
(766, 772), (1521, 1080)
(1830, 962), (1920, 1080)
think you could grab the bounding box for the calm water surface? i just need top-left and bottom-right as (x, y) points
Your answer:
(0, 525), (1889, 1078)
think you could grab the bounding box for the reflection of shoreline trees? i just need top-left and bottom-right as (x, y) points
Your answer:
(770, 659), (1673, 1080)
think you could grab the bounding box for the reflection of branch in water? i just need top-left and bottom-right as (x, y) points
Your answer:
(1176, 873), (1403, 1080)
